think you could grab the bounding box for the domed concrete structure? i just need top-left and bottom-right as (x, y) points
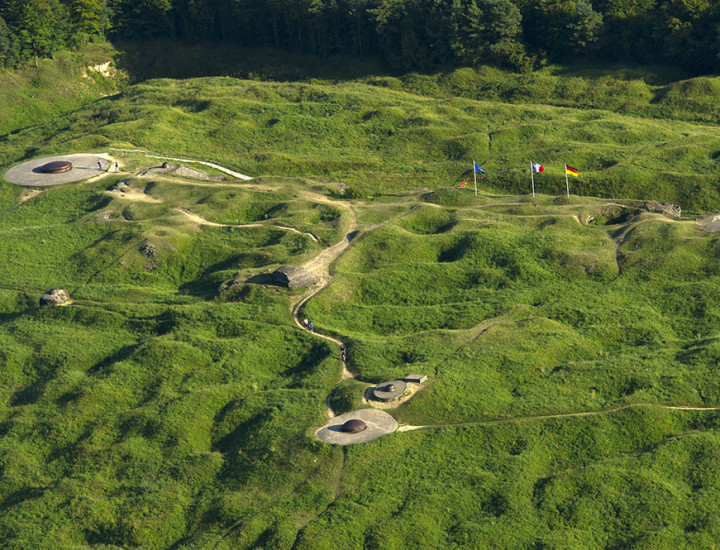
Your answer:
(315, 409), (398, 446)
(4, 154), (110, 186)
(41, 160), (72, 174)
(342, 419), (367, 433)
(372, 380), (407, 402)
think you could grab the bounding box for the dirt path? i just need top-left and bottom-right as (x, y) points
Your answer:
(291, 229), (358, 389)
(176, 208), (319, 243)
(397, 402), (720, 432)
(283, 204), (365, 418)
(290, 203), (446, 418)
(135, 174), (275, 193)
(146, 154), (252, 180)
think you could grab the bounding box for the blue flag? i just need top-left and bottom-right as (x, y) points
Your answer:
(473, 162), (486, 175)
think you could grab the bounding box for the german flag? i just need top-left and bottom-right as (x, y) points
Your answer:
(566, 165), (579, 177)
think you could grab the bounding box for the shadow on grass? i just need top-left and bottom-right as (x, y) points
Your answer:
(0, 310), (31, 324)
(87, 343), (142, 374)
(213, 409), (272, 484)
(284, 342), (332, 387)
(115, 40), (390, 83)
(0, 486), (46, 512)
(10, 378), (49, 406)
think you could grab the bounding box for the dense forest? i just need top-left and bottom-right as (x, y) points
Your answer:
(0, 0), (719, 74)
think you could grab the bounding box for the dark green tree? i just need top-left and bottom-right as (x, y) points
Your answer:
(655, 0), (718, 71)
(595, 0), (659, 62)
(526, 0), (604, 59)
(69, 0), (108, 46)
(109, 0), (173, 39)
(0, 15), (10, 66)
(371, 0), (434, 71)
(15, 0), (69, 67)
(449, 0), (531, 70)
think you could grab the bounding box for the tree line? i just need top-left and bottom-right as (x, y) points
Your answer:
(1, 0), (720, 74)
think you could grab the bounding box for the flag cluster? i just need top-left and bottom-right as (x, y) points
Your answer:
(465, 162), (579, 178)
(462, 161), (581, 199)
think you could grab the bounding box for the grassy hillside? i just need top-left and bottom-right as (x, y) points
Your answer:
(308, 192), (720, 423)
(0, 43), (124, 136)
(3, 75), (720, 213)
(0, 172), (349, 549)
(0, 166), (719, 547)
(119, 41), (720, 126)
(2, 51), (720, 548)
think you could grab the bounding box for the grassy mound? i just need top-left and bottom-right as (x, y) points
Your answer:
(3, 52), (720, 548)
(3, 72), (720, 211)
(0, 43), (124, 136)
(1, 163), (720, 547)
(308, 194), (720, 425)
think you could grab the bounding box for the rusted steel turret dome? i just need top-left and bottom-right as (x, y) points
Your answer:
(41, 160), (72, 174)
(342, 419), (367, 433)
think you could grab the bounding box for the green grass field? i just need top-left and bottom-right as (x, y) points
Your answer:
(2, 46), (720, 548)
(5, 72), (720, 213)
(0, 43), (124, 137)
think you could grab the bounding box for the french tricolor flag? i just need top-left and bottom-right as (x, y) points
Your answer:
(531, 163), (544, 173)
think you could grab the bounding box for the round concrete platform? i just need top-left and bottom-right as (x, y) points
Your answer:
(4, 154), (110, 186)
(372, 379), (407, 402)
(315, 409), (398, 446)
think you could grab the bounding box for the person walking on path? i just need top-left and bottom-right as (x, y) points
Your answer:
(308, 321), (314, 332)
(97, 160), (103, 171)
(114, 161), (119, 172)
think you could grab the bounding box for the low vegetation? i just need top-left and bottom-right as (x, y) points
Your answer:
(5, 62), (720, 214)
(0, 43), (124, 136)
(1, 49), (720, 548)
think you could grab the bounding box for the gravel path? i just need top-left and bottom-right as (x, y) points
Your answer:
(147, 155), (252, 180)
(176, 208), (319, 242)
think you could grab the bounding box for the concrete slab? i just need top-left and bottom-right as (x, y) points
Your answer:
(315, 409), (398, 446)
(4, 154), (112, 186)
(372, 379), (407, 402)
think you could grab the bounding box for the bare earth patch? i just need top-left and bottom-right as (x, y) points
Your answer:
(106, 188), (161, 203)
(84, 61), (116, 78)
(14, 188), (43, 208)
(696, 212), (720, 232)
(176, 208), (318, 242)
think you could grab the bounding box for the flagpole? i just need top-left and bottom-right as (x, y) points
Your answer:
(530, 161), (535, 198)
(565, 164), (570, 198)
(473, 161), (477, 196)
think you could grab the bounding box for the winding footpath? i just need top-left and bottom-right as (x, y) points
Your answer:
(70, 153), (720, 434)
(291, 211), (360, 389)
(286, 198), (720, 436)
(398, 403), (720, 432)
(176, 208), (319, 243)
